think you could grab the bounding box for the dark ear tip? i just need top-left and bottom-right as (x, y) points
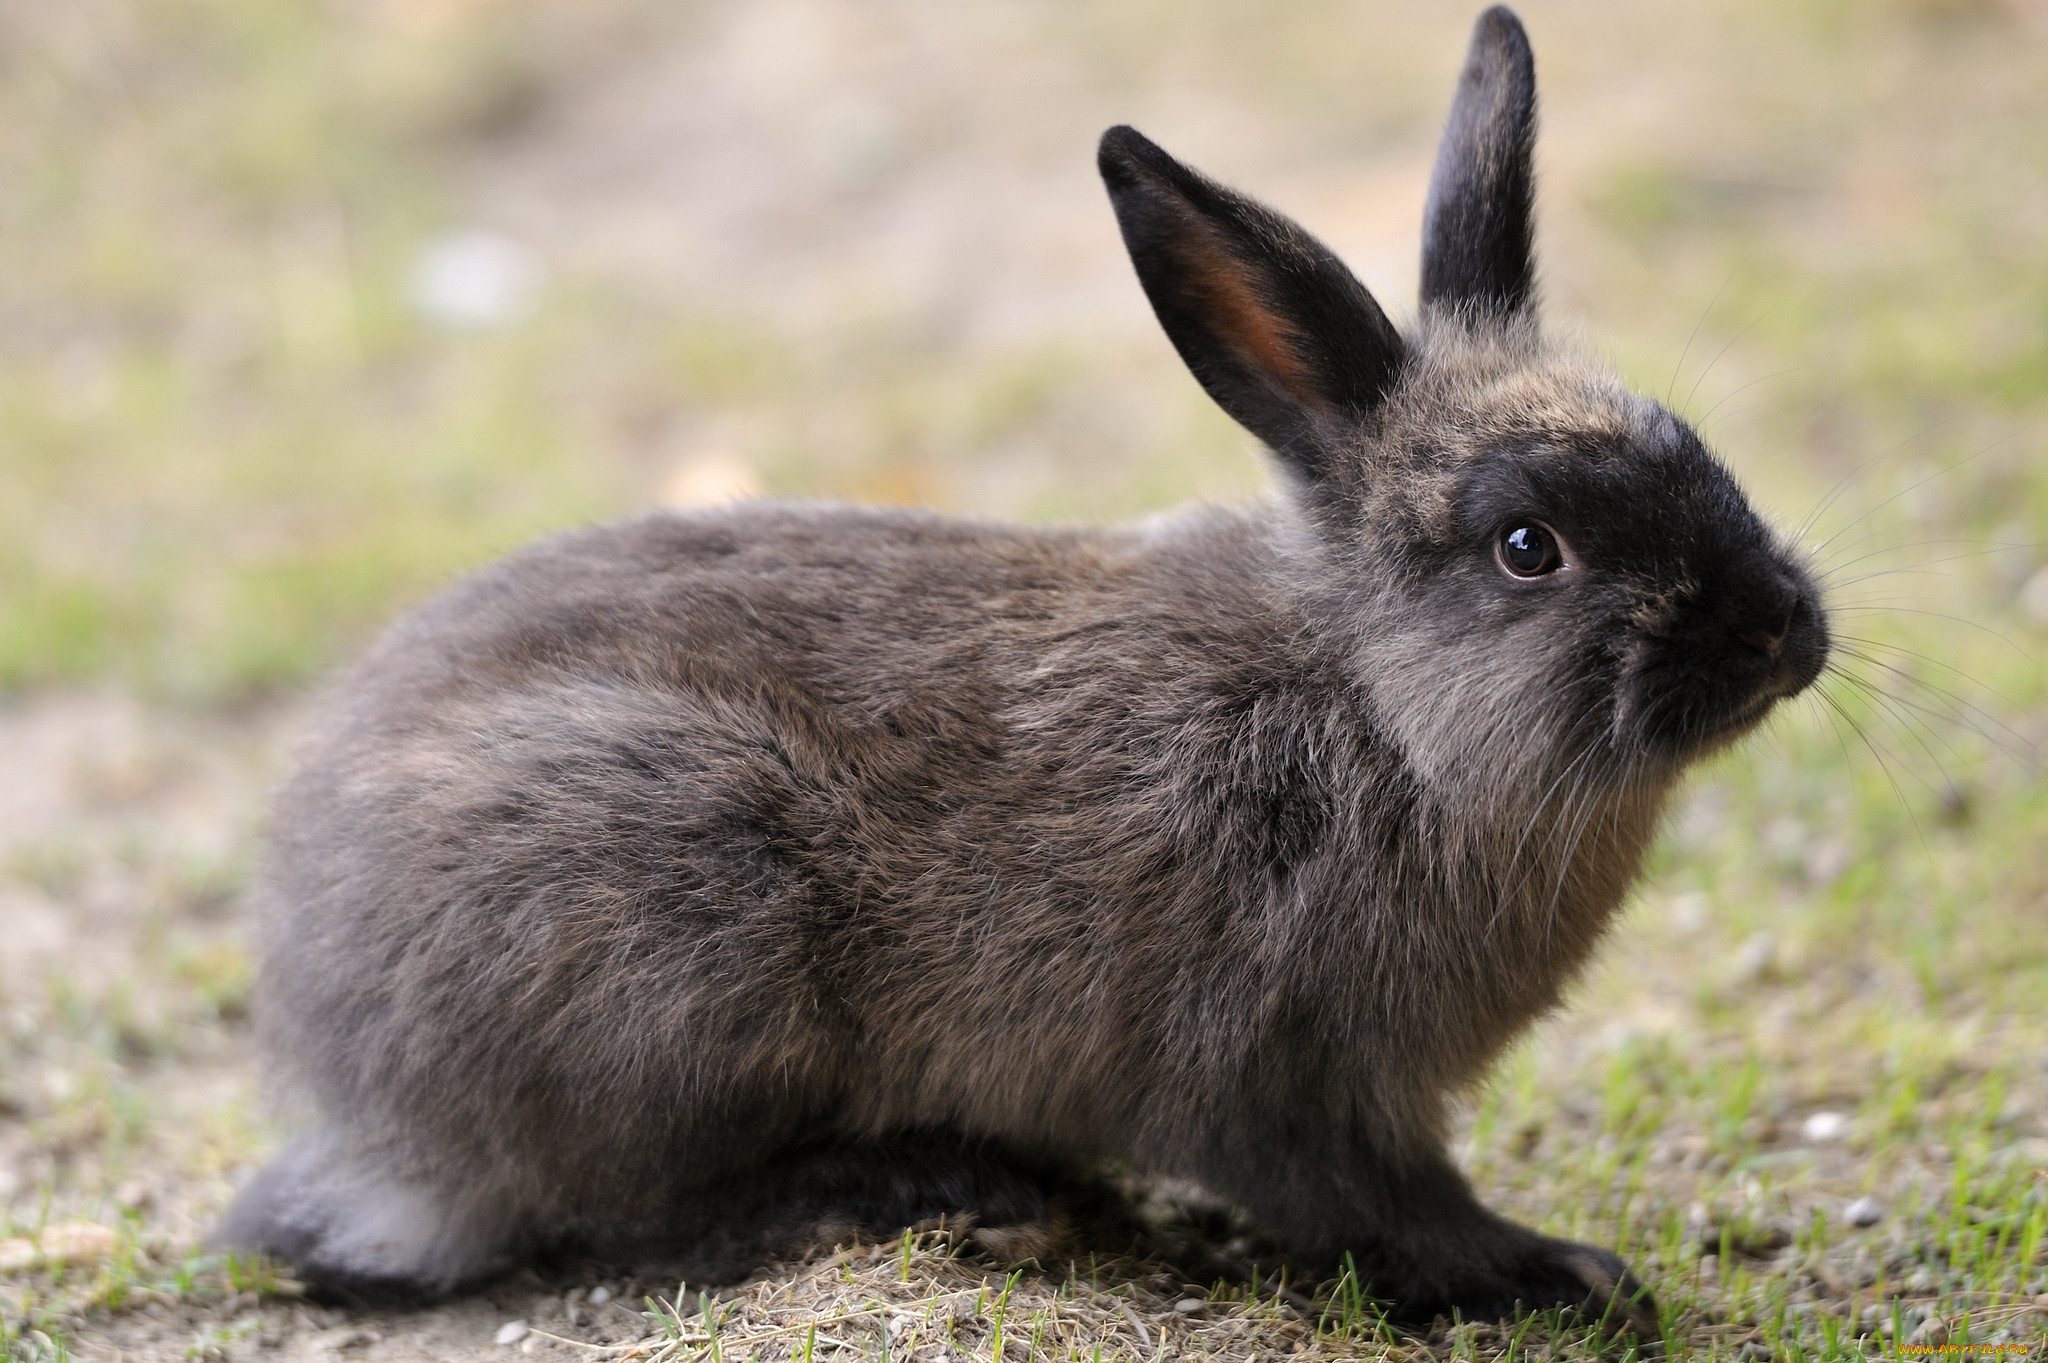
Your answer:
(1475, 5), (1526, 37)
(1098, 124), (1146, 156)
(1471, 6), (1533, 65)
(1097, 125), (1168, 187)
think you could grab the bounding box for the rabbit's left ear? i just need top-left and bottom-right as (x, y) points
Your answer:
(1421, 6), (1538, 320)
(1099, 125), (1405, 482)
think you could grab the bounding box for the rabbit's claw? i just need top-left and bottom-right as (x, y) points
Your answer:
(1464, 1238), (1660, 1338)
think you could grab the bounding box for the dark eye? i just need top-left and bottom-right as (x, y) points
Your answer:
(1498, 524), (1562, 578)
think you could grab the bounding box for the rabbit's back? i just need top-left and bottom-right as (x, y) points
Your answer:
(256, 502), (1386, 1228)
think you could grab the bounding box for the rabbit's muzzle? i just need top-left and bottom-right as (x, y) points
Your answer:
(1623, 560), (1830, 756)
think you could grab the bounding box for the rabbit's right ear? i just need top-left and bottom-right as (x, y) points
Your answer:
(1099, 126), (1404, 482)
(1420, 7), (1538, 320)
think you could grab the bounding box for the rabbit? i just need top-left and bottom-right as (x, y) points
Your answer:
(213, 4), (1829, 1334)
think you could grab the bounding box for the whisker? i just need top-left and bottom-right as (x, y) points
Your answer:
(1542, 738), (1618, 946)
(1682, 301), (1779, 421)
(1823, 608), (2029, 661)
(1667, 267), (1738, 411)
(1529, 751), (1596, 960)
(1795, 407), (1971, 544)
(1832, 633), (2020, 717)
(1510, 728), (1614, 927)
(1819, 545), (2032, 592)
(1825, 645), (2035, 763)
(1487, 708), (1613, 934)
(1818, 683), (1930, 855)
(1693, 363), (1806, 435)
(1832, 631), (2014, 675)
(1813, 536), (2022, 584)
(1806, 687), (1863, 780)
(1826, 666), (1967, 783)
(1797, 366), (2039, 545)
(1811, 430), (2024, 557)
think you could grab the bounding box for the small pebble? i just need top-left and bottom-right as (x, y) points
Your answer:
(588, 1286), (612, 1306)
(307, 1326), (379, 1352)
(1909, 1315), (1951, 1348)
(1801, 1111), (1850, 1143)
(495, 1320), (530, 1346)
(409, 231), (540, 330)
(0, 1220), (120, 1272)
(1844, 1195), (1884, 1228)
(1173, 1298), (1206, 1314)
(1731, 930), (1776, 982)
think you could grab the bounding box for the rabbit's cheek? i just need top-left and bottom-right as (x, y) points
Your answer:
(1352, 616), (1611, 794)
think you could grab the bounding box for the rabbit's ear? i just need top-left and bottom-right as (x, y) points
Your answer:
(1420, 6), (1537, 320)
(1098, 125), (1404, 481)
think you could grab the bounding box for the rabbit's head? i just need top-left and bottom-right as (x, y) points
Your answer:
(1099, 6), (1828, 803)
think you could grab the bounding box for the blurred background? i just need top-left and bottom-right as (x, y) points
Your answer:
(2, 0), (2046, 1354)
(2, 0), (2044, 695)
(0, 0), (2044, 684)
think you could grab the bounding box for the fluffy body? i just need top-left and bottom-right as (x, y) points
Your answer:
(219, 8), (1828, 1331)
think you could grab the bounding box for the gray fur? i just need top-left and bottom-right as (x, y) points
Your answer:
(216, 8), (1828, 1331)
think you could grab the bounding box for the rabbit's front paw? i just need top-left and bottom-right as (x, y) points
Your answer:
(1375, 1233), (1657, 1336)
(1458, 1238), (1658, 1337)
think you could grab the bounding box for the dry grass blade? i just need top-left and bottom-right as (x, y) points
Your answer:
(594, 1232), (1393, 1363)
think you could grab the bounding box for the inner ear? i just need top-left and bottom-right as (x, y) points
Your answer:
(1175, 222), (1331, 418)
(1099, 126), (1404, 481)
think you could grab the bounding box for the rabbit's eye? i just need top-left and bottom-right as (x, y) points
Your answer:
(1498, 524), (1562, 578)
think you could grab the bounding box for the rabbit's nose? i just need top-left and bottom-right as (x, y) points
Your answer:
(1738, 598), (1796, 657)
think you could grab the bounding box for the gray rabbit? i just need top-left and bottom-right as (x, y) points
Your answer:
(215, 6), (1829, 1333)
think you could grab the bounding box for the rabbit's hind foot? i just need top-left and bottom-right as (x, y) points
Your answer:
(209, 1133), (520, 1303)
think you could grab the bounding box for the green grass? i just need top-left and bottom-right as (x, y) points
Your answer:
(0, 1237), (290, 1363)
